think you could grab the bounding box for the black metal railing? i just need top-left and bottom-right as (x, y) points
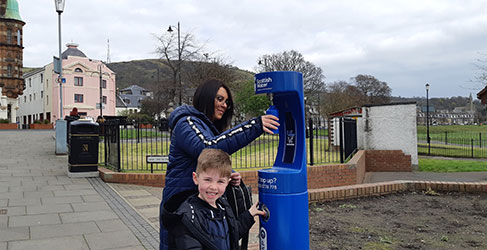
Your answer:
(99, 115), (348, 172)
(418, 131), (487, 158)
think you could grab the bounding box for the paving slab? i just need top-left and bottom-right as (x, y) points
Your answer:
(53, 190), (97, 197)
(0, 227), (29, 241)
(128, 197), (160, 207)
(0, 216), (7, 228)
(23, 191), (54, 199)
(8, 198), (41, 207)
(60, 210), (118, 224)
(9, 213), (61, 227)
(95, 219), (128, 232)
(81, 194), (104, 202)
(71, 201), (110, 212)
(0, 242), (5, 250)
(26, 203), (73, 215)
(0, 191), (23, 200)
(30, 221), (100, 239)
(8, 235), (90, 250)
(41, 196), (83, 204)
(0, 206), (25, 216)
(85, 230), (141, 250)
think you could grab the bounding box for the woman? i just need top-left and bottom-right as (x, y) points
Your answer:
(160, 78), (279, 250)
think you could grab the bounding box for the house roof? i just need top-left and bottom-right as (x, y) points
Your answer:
(61, 43), (87, 59)
(477, 86), (487, 104)
(118, 85), (152, 108)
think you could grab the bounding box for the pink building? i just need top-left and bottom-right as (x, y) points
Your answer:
(18, 43), (116, 124)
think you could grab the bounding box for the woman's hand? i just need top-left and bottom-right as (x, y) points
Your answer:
(230, 172), (241, 186)
(249, 202), (266, 217)
(261, 115), (280, 134)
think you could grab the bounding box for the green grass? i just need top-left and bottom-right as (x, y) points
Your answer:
(419, 157), (487, 172)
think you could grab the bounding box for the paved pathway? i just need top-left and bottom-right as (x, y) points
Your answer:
(0, 130), (150, 250)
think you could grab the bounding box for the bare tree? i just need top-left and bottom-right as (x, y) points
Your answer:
(185, 53), (240, 87)
(256, 50), (326, 98)
(154, 30), (203, 104)
(321, 81), (363, 115)
(351, 74), (391, 104)
(474, 54), (487, 87)
(140, 79), (174, 119)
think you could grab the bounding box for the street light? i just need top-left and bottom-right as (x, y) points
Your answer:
(54, 0), (65, 118)
(426, 83), (430, 155)
(167, 22), (182, 106)
(99, 63), (103, 117)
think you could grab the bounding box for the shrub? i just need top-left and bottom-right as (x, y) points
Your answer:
(0, 118), (9, 124)
(127, 113), (154, 124)
(43, 119), (50, 124)
(34, 120), (42, 124)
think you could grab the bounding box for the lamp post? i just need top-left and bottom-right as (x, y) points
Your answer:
(426, 83), (430, 155)
(99, 63), (103, 117)
(54, 0), (65, 118)
(167, 22), (182, 106)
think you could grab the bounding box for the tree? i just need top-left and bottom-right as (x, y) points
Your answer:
(185, 53), (239, 87)
(233, 79), (271, 120)
(351, 74), (391, 105)
(474, 54), (487, 87)
(140, 80), (174, 119)
(320, 81), (363, 115)
(155, 29), (203, 105)
(256, 50), (326, 98)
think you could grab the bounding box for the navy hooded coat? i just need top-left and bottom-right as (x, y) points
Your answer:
(160, 105), (264, 249)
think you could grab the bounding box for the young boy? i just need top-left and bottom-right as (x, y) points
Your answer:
(161, 148), (265, 250)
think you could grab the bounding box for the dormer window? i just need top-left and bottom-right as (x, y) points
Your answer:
(74, 68), (83, 73)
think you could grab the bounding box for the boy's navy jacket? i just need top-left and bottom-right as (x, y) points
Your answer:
(162, 190), (255, 250)
(162, 105), (263, 203)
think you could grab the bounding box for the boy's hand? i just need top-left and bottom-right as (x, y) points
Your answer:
(249, 202), (266, 217)
(230, 172), (241, 186)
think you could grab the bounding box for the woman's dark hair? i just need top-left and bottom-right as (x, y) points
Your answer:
(193, 78), (234, 133)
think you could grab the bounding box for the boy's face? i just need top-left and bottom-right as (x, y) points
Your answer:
(193, 169), (229, 208)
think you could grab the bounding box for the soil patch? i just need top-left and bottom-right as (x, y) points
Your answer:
(309, 191), (487, 250)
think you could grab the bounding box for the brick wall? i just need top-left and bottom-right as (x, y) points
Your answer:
(365, 150), (412, 172)
(99, 149), (411, 189)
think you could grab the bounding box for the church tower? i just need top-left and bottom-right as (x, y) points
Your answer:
(0, 0), (25, 122)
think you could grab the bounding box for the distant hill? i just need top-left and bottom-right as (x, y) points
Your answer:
(106, 59), (253, 91)
(391, 95), (483, 112)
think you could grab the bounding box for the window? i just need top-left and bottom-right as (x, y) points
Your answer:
(40, 73), (43, 82)
(24, 96), (26, 102)
(29, 94), (32, 101)
(41, 91), (43, 98)
(7, 65), (12, 77)
(124, 99), (131, 104)
(29, 78), (31, 87)
(46, 95), (49, 105)
(46, 79), (48, 88)
(74, 77), (83, 86)
(74, 94), (84, 103)
(102, 80), (107, 89)
(17, 30), (21, 46)
(33, 93), (36, 100)
(6, 29), (12, 44)
(102, 96), (107, 104)
(74, 68), (83, 73)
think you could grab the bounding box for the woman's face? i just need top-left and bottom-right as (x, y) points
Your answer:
(212, 87), (230, 121)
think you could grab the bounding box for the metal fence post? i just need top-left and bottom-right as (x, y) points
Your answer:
(339, 117), (344, 163)
(309, 118), (314, 166)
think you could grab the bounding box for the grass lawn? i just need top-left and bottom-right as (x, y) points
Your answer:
(419, 157), (487, 172)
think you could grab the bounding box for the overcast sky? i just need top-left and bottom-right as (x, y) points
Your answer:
(20, 0), (487, 98)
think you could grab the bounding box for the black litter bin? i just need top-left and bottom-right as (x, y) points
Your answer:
(65, 115), (80, 145)
(159, 118), (169, 132)
(68, 120), (99, 173)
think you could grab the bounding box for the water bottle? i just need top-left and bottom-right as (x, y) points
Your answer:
(265, 105), (279, 134)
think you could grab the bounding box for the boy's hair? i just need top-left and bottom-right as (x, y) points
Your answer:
(196, 149), (232, 178)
